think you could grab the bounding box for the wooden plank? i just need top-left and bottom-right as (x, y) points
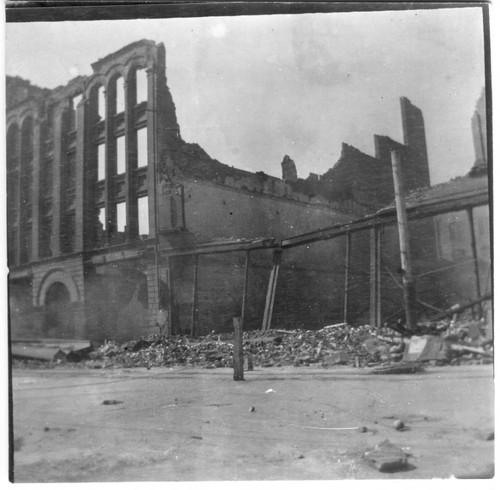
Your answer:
(241, 251), (250, 331)
(391, 149), (417, 332)
(232, 317), (244, 381)
(467, 208), (482, 317)
(261, 249), (282, 332)
(369, 227), (381, 328)
(430, 293), (492, 321)
(343, 233), (351, 324)
(281, 189), (488, 250)
(190, 254), (199, 337)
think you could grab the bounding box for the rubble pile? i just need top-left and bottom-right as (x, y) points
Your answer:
(80, 316), (491, 369)
(12, 315), (492, 369)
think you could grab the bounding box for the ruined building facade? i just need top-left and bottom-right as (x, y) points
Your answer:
(7, 40), (433, 341)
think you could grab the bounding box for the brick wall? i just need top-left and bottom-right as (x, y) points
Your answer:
(181, 178), (351, 243)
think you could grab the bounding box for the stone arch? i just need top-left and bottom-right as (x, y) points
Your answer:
(37, 269), (80, 307)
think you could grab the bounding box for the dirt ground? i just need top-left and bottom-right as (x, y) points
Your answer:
(10, 364), (495, 482)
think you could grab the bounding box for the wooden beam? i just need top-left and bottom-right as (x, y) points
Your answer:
(369, 227), (381, 328)
(343, 232), (351, 324)
(233, 317), (244, 381)
(430, 293), (492, 321)
(467, 207), (482, 317)
(261, 249), (282, 332)
(190, 254), (199, 337)
(280, 184), (488, 250)
(391, 149), (417, 332)
(241, 250), (250, 331)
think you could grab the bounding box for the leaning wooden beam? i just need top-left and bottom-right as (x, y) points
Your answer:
(391, 149), (417, 333)
(281, 182), (488, 250)
(467, 207), (482, 317)
(261, 249), (282, 332)
(430, 293), (492, 321)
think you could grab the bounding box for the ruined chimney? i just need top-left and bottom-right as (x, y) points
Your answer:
(281, 155), (298, 182)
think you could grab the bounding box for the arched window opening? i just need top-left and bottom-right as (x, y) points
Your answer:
(97, 86), (105, 120)
(115, 77), (125, 114)
(136, 68), (148, 104)
(70, 93), (82, 130)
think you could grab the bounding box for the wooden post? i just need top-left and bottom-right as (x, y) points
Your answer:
(166, 257), (173, 336)
(190, 254), (199, 337)
(390, 149), (417, 332)
(369, 226), (381, 328)
(261, 249), (282, 331)
(241, 250), (250, 330)
(467, 208), (482, 316)
(233, 317), (244, 381)
(343, 232), (351, 324)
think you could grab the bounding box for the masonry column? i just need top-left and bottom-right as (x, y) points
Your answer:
(30, 117), (42, 262)
(146, 66), (159, 238)
(124, 76), (138, 240)
(74, 95), (87, 252)
(50, 107), (65, 257)
(104, 80), (116, 245)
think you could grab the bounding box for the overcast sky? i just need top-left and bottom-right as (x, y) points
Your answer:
(5, 7), (486, 184)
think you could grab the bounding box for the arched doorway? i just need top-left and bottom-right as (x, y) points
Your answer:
(44, 282), (73, 338)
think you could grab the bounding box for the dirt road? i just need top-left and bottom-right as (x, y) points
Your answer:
(11, 364), (495, 482)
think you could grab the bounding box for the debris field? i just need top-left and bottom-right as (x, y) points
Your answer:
(13, 316), (493, 371)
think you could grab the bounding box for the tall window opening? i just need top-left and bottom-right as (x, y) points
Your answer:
(71, 94), (82, 130)
(115, 77), (125, 114)
(136, 69), (148, 104)
(137, 127), (148, 167)
(116, 136), (126, 175)
(97, 143), (106, 181)
(138, 196), (149, 236)
(116, 202), (126, 234)
(97, 86), (105, 120)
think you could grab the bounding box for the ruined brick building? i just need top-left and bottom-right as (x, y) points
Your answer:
(7, 40), (434, 341)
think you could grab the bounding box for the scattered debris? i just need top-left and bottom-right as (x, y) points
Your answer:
(102, 400), (124, 405)
(11, 339), (93, 362)
(11, 315), (493, 370)
(363, 439), (411, 473)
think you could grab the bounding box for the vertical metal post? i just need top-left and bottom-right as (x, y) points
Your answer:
(343, 232), (351, 324)
(467, 208), (482, 316)
(190, 254), (199, 337)
(391, 149), (417, 332)
(241, 250), (251, 330)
